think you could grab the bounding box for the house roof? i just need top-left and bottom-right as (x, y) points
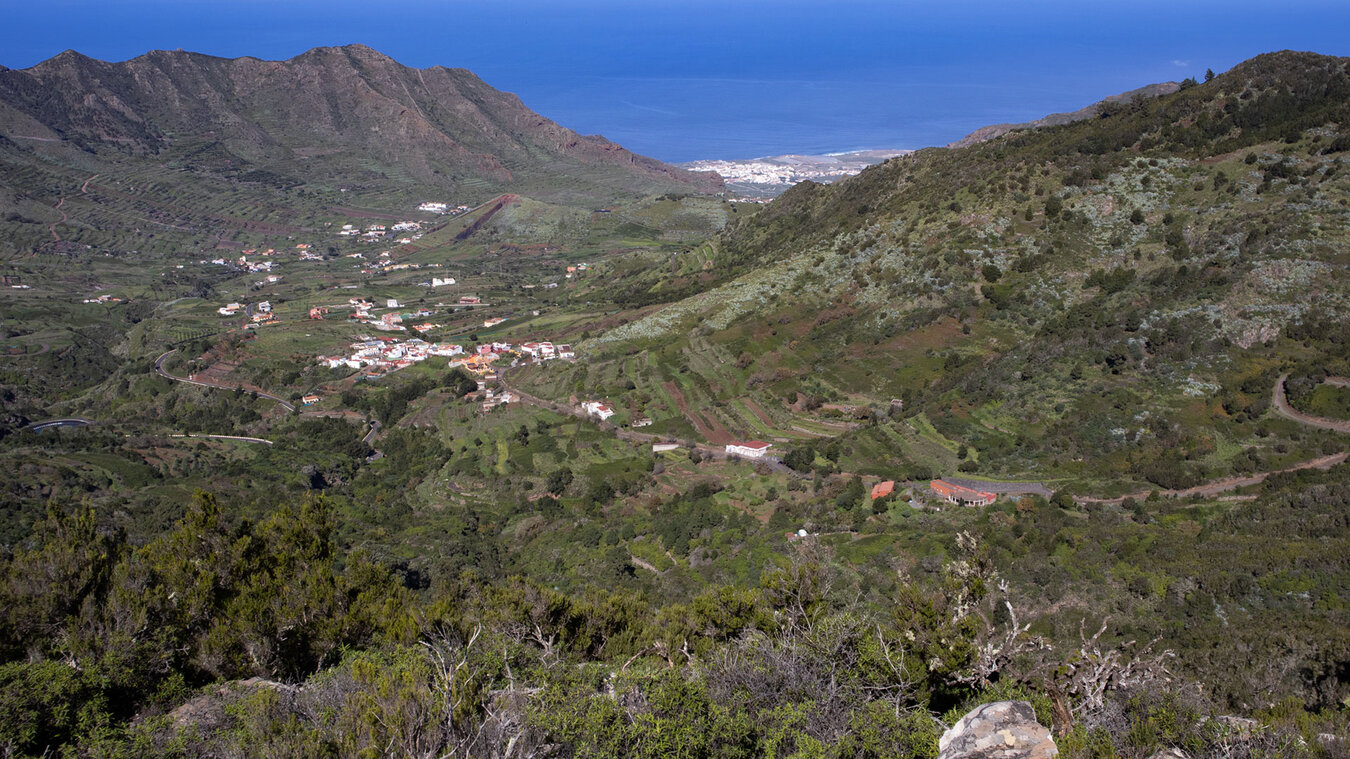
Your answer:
(871, 481), (895, 499)
(731, 441), (771, 450)
(929, 480), (996, 501)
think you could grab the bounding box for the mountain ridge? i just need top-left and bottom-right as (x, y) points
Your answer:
(947, 81), (1183, 149)
(0, 44), (723, 201)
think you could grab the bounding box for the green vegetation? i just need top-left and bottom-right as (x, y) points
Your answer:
(580, 51), (1350, 496)
(1, 50), (1349, 756)
(3, 464), (1348, 755)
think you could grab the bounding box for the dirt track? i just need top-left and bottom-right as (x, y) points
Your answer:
(1273, 373), (1350, 433)
(1076, 452), (1347, 505)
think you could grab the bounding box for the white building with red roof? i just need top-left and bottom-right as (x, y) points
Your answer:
(725, 441), (773, 459)
(582, 401), (615, 420)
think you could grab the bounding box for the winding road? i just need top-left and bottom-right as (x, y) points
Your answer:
(169, 433), (273, 446)
(500, 368), (1350, 509)
(47, 174), (98, 242)
(154, 350), (389, 458)
(1075, 452), (1348, 505)
(154, 349), (295, 412)
(1272, 373), (1350, 433)
(1076, 374), (1349, 504)
(49, 197), (66, 242)
(26, 417), (96, 433)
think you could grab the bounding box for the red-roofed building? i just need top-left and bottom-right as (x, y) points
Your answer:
(930, 480), (996, 507)
(725, 441), (772, 459)
(871, 480), (895, 500)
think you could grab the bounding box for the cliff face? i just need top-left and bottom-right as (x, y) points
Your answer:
(0, 45), (723, 201)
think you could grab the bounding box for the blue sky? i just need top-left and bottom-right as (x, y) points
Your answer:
(3, 0), (1349, 161)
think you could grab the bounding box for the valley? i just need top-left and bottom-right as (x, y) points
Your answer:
(0, 45), (1348, 758)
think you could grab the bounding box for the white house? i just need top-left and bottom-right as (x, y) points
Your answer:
(429, 343), (464, 357)
(582, 401), (615, 420)
(520, 341), (556, 359)
(652, 442), (681, 453)
(725, 441), (772, 459)
(431, 277), (456, 287)
(386, 299), (400, 309)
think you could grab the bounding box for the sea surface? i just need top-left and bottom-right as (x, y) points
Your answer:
(6, 0), (1350, 164)
(516, 75), (1033, 163)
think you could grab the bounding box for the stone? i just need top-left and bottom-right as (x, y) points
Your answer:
(938, 701), (1058, 759)
(1146, 748), (1188, 759)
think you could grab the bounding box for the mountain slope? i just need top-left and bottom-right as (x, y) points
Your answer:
(529, 50), (1350, 491)
(946, 81), (1182, 149)
(0, 44), (721, 197)
(0, 45), (721, 256)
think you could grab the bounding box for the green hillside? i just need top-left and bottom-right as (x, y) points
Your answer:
(1, 49), (1349, 758)
(560, 51), (1350, 494)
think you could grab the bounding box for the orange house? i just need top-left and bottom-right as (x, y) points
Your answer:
(870, 480), (895, 500)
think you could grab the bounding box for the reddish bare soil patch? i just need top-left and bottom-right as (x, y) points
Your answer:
(192, 361), (280, 400)
(880, 316), (962, 352)
(455, 195), (518, 241)
(694, 409), (735, 445)
(684, 413), (719, 443)
(665, 381), (728, 442)
(810, 304), (858, 329)
(741, 397), (777, 428)
(663, 381), (690, 413)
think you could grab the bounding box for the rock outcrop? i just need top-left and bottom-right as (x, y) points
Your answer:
(938, 701), (1058, 759)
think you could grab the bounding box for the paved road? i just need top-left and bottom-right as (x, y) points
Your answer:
(27, 417), (96, 433)
(362, 419), (383, 447)
(1273, 373), (1350, 433)
(156, 350), (396, 459)
(154, 349), (295, 412)
(169, 433), (273, 446)
(293, 408), (384, 459)
(362, 419), (384, 461)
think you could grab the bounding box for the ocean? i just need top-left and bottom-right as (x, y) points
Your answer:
(6, 0), (1350, 164)
(515, 74), (1090, 163)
